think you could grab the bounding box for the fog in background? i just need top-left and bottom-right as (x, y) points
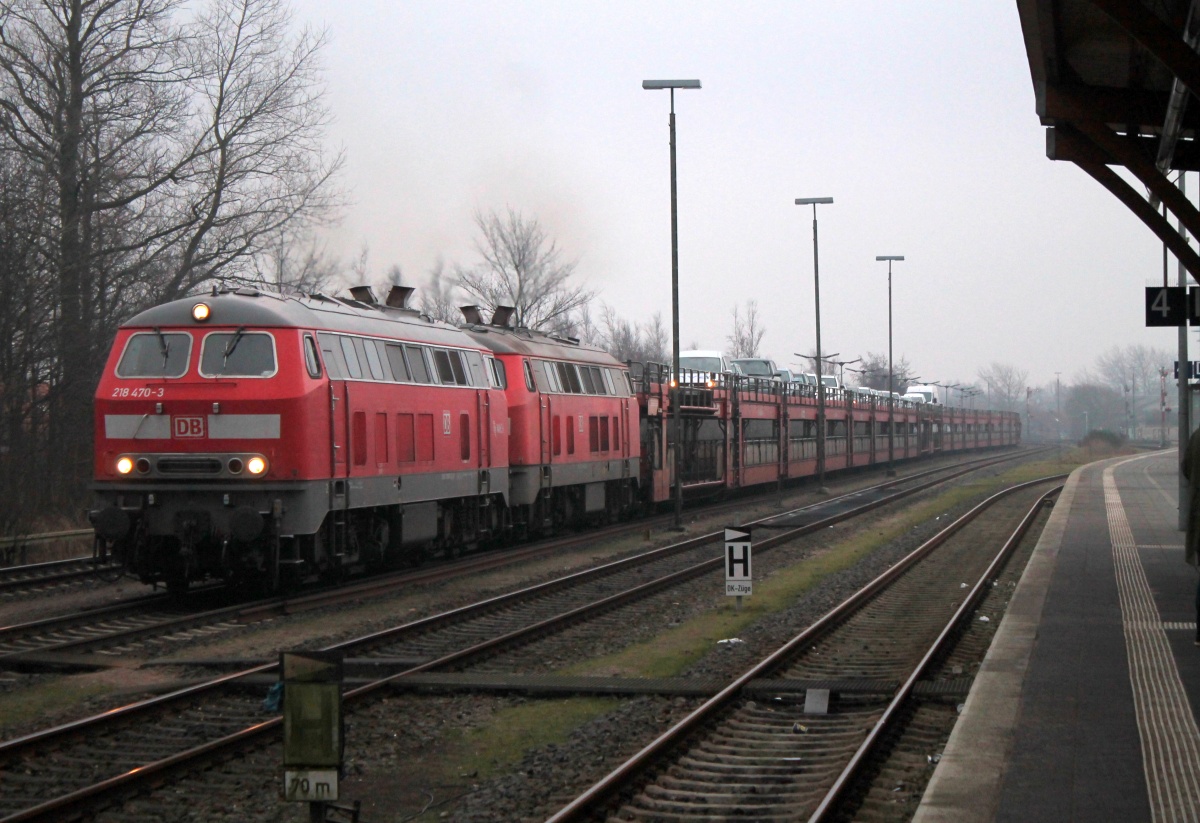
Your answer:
(293, 1), (1190, 388)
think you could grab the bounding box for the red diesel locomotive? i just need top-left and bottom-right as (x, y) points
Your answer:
(90, 285), (639, 592)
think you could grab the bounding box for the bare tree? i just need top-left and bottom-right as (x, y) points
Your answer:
(853, 351), (915, 391)
(347, 242), (371, 284)
(251, 225), (339, 294)
(726, 300), (765, 358)
(1065, 383), (1125, 437)
(594, 305), (669, 363)
(420, 257), (462, 324)
(0, 0), (343, 503)
(642, 312), (669, 363)
(977, 362), (1029, 412)
(0, 0), (195, 480)
(165, 0), (344, 298)
(455, 206), (594, 330)
(0, 151), (57, 521)
(0, 0), (343, 501)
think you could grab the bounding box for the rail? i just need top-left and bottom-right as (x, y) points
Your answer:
(544, 476), (1065, 821)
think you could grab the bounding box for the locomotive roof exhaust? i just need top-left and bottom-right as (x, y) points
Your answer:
(349, 285), (377, 304)
(459, 305), (485, 325)
(491, 306), (515, 328)
(385, 286), (415, 309)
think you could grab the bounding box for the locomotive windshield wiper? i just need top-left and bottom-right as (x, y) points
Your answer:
(153, 326), (170, 375)
(221, 326), (246, 373)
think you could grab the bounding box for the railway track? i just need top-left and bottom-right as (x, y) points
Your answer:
(0, 449), (1042, 668)
(0, 449), (1051, 822)
(0, 554), (120, 598)
(544, 478), (1062, 822)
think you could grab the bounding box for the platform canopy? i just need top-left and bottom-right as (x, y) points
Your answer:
(1017, 0), (1200, 277)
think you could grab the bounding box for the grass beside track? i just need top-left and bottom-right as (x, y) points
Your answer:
(448, 696), (619, 780)
(0, 675), (115, 737)
(564, 450), (1089, 682)
(376, 695), (620, 823)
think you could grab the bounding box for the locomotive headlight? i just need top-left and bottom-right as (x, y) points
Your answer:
(115, 456), (134, 475)
(246, 456), (268, 476)
(191, 302), (211, 322)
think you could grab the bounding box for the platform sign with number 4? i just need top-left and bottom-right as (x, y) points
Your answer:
(1145, 286), (1200, 326)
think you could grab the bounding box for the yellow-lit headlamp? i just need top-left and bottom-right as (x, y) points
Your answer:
(192, 303), (211, 322)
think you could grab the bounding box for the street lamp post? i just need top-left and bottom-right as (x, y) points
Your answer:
(797, 197), (834, 490)
(875, 256), (904, 476)
(826, 356), (861, 389)
(643, 78), (700, 529)
(1055, 371), (1062, 443)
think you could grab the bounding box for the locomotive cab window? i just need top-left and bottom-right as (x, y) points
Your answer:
(587, 366), (606, 394)
(199, 331), (277, 377)
(488, 357), (507, 389)
(303, 335), (322, 379)
(116, 331), (192, 378)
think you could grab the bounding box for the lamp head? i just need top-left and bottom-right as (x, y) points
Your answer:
(643, 79), (701, 90)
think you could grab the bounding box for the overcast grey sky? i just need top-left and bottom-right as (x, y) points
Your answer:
(291, 1), (1181, 389)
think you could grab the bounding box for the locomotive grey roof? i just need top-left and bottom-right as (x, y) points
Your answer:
(122, 288), (477, 348)
(461, 324), (624, 368)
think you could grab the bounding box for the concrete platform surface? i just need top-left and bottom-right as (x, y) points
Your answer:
(915, 451), (1200, 823)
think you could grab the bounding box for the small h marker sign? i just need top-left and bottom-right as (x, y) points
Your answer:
(725, 527), (752, 599)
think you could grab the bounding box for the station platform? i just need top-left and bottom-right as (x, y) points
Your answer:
(915, 451), (1200, 823)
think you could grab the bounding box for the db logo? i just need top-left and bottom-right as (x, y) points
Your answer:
(173, 416), (206, 438)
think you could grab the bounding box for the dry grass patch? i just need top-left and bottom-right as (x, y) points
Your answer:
(446, 696), (619, 780)
(564, 463), (1064, 681)
(0, 675), (117, 737)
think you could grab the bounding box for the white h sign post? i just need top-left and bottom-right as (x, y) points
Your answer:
(725, 527), (752, 610)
